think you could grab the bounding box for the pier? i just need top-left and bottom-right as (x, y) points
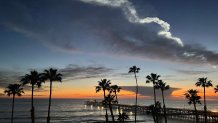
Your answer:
(85, 100), (218, 123)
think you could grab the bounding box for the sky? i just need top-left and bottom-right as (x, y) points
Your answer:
(1, 0), (218, 100)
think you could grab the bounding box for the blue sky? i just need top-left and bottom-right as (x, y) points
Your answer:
(0, 0), (218, 98)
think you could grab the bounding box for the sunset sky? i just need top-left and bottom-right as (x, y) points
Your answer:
(1, 0), (218, 100)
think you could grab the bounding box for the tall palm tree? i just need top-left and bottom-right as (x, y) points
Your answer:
(128, 66), (140, 123)
(20, 70), (43, 123)
(184, 89), (201, 123)
(96, 79), (111, 122)
(110, 85), (121, 115)
(42, 68), (62, 123)
(4, 84), (24, 123)
(146, 73), (160, 123)
(214, 85), (218, 93)
(195, 77), (212, 123)
(156, 80), (170, 123)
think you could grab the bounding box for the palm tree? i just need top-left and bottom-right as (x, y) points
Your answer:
(4, 84), (24, 123)
(103, 93), (116, 122)
(214, 85), (218, 93)
(156, 80), (169, 123)
(110, 85), (121, 115)
(42, 68), (62, 123)
(147, 104), (156, 122)
(128, 66), (140, 123)
(96, 79), (111, 122)
(195, 77), (212, 123)
(146, 73), (160, 105)
(146, 101), (161, 123)
(146, 73), (160, 123)
(117, 112), (129, 122)
(184, 89), (201, 123)
(20, 70), (43, 123)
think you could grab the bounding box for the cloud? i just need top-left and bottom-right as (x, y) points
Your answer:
(60, 64), (113, 81)
(0, 70), (49, 93)
(121, 86), (180, 99)
(22, 85), (48, 92)
(80, 0), (183, 46)
(0, 93), (5, 96)
(1, 0), (218, 66)
(175, 69), (214, 75)
(0, 64), (114, 88)
(0, 70), (22, 88)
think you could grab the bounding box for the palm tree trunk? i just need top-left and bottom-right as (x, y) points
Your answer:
(103, 90), (108, 122)
(109, 102), (115, 121)
(153, 82), (158, 123)
(31, 84), (35, 123)
(115, 92), (121, 115)
(194, 103), (199, 123)
(11, 94), (15, 123)
(134, 72), (138, 123)
(151, 109), (156, 123)
(161, 90), (167, 123)
(47, 80), (52, 123)
(204, 86), (207, 123)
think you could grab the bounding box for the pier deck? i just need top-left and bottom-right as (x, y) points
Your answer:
(85, 100), (218, 122)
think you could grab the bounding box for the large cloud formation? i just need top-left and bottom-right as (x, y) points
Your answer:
(60, 64), (113, 81)
(121, 86), (180, 99)
(0, 0), (218, 66)
(0, 64), (114, 88)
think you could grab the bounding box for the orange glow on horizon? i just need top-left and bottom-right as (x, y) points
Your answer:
(2, 85), (218, 100)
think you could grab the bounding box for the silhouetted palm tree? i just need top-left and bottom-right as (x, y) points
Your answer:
(184, 89), (201, 123)
(96, 79), (111, 122)
(42, 68), (62, 123)
(214, 85), (218, 93)
(146, 73), (160, 123)
(146, 73), (160, 105)
(128, 66), (140, 123)
(20, 70), (42, 123)
(146, 101), (161, 123)
(117, 112), (129, 122)
(4, 84), (24, 123)
(195, 77), (212, 123)
(156, 80), (169, 123)
(110, 85), (121, 115)
(103, 93), (116, 122)
(147, 104), (156, 122)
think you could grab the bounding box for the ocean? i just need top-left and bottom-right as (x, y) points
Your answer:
(0, 98), (218, 123)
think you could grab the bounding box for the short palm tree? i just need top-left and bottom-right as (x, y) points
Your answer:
(103, 93), (116, 122)
(4, 84), (24, 123)
(156, 80), (169, 123)
(146, 73), (160, 123)
(147, 104), (156, 122)
(110, 85), (121, 114)
(146, 101), (161, 123)
(195, 77), (212, 123)
(42, 68), (62, 123)
(117, 112), (129, 122)
(20, 70), (43, 123)
(184, 89), (201, 123)
(128, 66), (140, 123)
(96, 79), (111, 122)
(214, 85), (218, 93)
